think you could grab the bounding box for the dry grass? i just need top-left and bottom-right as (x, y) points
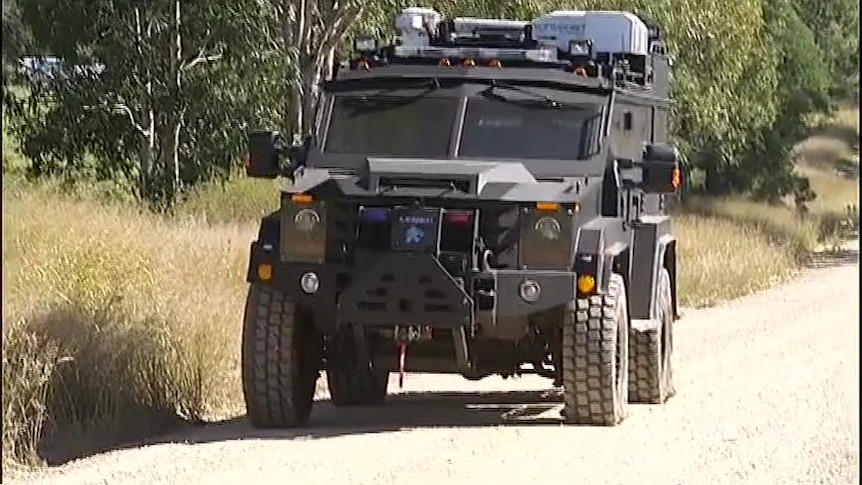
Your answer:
(795, 135), (857, 171)
(2, 179), (811, 468)
(2, 185), (253, 468)
(3, 107), (858, 466)
(674, 214), (799, 308)
(178, 177), (280, 224)
(795, 106), (860, 242)
(682, 197), (821, 258)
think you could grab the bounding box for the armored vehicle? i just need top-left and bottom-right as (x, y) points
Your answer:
(241, 7), (681, 427)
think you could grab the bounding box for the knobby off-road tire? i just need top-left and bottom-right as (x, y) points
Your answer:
(326, 335), (390, 407)
(628, 268), (676, 404)
(562, 273), (630, 426)
(241, 284), (321, 428)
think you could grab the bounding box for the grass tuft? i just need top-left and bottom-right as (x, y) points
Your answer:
(2, 187), (252, 467)
(674, 214), (799, 308)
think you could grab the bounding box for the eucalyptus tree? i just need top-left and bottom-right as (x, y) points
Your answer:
(12, 0), (280, 205)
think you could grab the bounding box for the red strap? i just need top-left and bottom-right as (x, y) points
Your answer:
(398, 342), (407, 389)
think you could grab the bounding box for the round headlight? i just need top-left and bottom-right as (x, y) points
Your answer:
(294, 208), (321, 232)
(300, 272), (320, 294)
(518, 279), (542, 302)
(534, 216), (561, 241)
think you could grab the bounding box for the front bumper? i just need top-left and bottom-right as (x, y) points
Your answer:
(248, 242), (578, 331)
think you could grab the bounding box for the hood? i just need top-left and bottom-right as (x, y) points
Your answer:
(284, 157), (594, 204)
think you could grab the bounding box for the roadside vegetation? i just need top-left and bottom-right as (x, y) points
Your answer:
(2, 0), (859, 472)
(4, 120), (856, 468)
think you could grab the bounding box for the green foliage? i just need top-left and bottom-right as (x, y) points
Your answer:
(4, 0), (859, 204)
(8, 0), (283, 206)
(790, 0), (860, 99)
(1, 0), (31, 78)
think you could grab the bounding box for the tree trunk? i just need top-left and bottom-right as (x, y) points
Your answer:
(134, 6), (157, 202)
(139, 106), (156, 198)
(300, 60), (320, 138)
(165, 0), (183, 203)
(157, 119), (181, 205)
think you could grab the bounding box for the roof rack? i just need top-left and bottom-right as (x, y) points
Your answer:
(345, 7), (669, 90)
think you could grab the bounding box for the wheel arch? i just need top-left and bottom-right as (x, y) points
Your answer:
(628, 215), (674, 320)
(246, 210), (281, 284)
(574, 216), (631, 295)
(660, 237), (679, 320)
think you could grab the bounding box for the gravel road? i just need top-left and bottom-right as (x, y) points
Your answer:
(9, 249), (859, 485)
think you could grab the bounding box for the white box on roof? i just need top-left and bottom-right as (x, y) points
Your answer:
(396, 7), (443, 47)
(531, 11), (649, 56)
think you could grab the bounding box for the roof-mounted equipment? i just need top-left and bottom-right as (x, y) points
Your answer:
(346, 7), (670, 88)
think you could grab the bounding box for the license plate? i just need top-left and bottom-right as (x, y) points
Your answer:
(391, 208), (440, 252)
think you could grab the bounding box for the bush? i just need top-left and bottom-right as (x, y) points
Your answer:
(2, 188), (252, 466)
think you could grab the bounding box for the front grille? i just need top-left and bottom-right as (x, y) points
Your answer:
(324, 200), (357, 264)
(337, 253), (471, 326)
(325, 202), (518, 268)
(354, 270), (458, 315)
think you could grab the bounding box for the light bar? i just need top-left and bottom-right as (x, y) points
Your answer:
(393, 45), (558, 63)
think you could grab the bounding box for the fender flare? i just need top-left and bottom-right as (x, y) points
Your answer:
(246, 212), (281, 283)
(655, 235), (678, 320)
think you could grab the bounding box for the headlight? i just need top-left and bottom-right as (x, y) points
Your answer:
(281, 195), (326, 264)
(534, 216), (561, 241)
(519, 205), (574, 270)
(294, 208), (321, 232)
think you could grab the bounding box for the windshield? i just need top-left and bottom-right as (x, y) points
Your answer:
(324, 95), (458, 158)
(458, 98), (600, 160)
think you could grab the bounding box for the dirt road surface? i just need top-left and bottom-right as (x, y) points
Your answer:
(9, 248), (860, 485)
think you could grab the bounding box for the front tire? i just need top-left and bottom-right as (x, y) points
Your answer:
(629, 268), (676, 404)
(241, 284), (321, 428)
(562, 274), (630, 426)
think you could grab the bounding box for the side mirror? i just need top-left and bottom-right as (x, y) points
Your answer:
(246, 130), (285, 179)
(640, 143), (681, 194)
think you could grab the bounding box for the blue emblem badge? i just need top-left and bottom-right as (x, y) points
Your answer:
(405, 225), (425, 244)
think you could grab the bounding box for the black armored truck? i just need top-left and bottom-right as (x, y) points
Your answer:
(242, 7), (682, 427)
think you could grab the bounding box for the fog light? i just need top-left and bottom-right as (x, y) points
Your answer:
(518, 279), (541, 302)
(257, 263), (273, 281)
(577, 275), (596, 295)
(300, 271), (320, 294)
(534, 216), (561, 241)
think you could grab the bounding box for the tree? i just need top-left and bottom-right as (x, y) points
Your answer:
(742, 0), (832, 202)
(2, 0), (30, 72)
(259, 0), (548, 141)
(12, 0), (281, 206)
(791, 0), (859, 100)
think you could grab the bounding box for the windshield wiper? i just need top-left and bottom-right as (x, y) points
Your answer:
(480, 81), (580, 109)
(344, 79), (441, 114)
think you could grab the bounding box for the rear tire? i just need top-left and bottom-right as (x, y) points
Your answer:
(326, 335), (390, 407)
(241, 284), (320, 428)
(628, 268), (675, 404)
(562, 274), (630, 426)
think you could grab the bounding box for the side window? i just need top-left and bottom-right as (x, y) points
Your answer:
(623, 111), (633, 131)
(652, 107), (668, 143)
(581, 113), (603, 157)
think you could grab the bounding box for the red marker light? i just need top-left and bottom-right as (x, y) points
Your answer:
(445, 211), (473, 226)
